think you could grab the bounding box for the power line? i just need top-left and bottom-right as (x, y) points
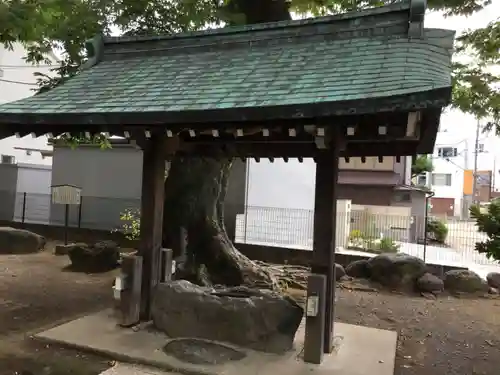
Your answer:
(0, 64), (54, 68)
(0, 78), (37, 86)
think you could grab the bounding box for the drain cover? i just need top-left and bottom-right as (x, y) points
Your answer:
(163, 338), (246, 365)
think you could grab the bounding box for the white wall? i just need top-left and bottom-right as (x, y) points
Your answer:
(247, 159), (316, 210)
(14, 163), (52, 223)
(0, 44), (56, 165)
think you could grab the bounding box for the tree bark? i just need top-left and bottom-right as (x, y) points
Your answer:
(161, 0), (291, 289)
(162, 157), (277, 289)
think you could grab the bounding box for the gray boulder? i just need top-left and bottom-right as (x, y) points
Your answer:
(416, 272), (444, 294)
(152, 280), (304, 354)
(68, 240), (120, 272)
(335, 263), (346, 281)
(367, 253), (426, 290)
(486, 272), (500, 289)
(0, 227), (46, 254)
(345, 259), (371, 279)
(444, 269), (489, 294)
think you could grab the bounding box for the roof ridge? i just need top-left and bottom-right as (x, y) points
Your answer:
(102, 1), (413, 45)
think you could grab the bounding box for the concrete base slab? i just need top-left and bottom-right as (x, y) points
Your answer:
(35, 309), (397, 375)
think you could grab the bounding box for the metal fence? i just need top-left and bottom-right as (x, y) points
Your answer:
(0, 190), (140, 231)
(1, 189), (498, 269)
(234, 205), (499, 268)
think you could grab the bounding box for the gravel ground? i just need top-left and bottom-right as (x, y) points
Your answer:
(2, 247), (500, 375)
(336, 289), (500, 375)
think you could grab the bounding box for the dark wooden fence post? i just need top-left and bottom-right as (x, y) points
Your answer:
(21, 192), (27, 226)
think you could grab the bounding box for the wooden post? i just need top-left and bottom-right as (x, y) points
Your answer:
(138, 134), (166, 320)
(311, 145), (339, 354)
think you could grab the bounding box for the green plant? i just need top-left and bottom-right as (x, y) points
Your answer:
(378, 237), (400, 253)
(349, 229), (363, 241)
(426, 218), (448, 244)
(470, 200), (500, 261)
(117, 208), (141, 240)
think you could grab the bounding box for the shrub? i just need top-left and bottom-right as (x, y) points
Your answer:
(378, 237), (399, 252)
(349, 229), (364, 241)
(426, 218), (448, 244)
(470, 200), (500, 261)
(117, 208), (141, 240)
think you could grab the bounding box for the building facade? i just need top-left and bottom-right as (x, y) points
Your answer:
(421, 111), (499, 217)
(0, 43), (56, 166)
(49, 143), (246, 239)
(247, 156), (416, 210)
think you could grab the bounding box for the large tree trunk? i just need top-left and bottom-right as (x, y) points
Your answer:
(161, 0), (291, 289)
(162, 158), (277, 289)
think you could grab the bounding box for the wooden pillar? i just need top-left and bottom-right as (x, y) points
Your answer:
(138, 134), (166, 320)
(311, 145), (339, 353)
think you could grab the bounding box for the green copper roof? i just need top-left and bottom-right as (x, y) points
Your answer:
(0, 0), (454, 126)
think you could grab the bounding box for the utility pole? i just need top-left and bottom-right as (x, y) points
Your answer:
(472, 118), (481, 205)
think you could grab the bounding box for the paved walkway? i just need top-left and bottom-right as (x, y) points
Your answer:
(101, 363), (173, 375)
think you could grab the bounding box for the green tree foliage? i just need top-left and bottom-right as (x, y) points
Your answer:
(411, 155), (433, 178)
(426, 217), (449, 244)
(453, 18), (500, 131)
(470, 200), (500, 261)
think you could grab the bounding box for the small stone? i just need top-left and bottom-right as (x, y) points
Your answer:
(335, 263), (346, 281)
(67, 241), (120, 272)
(54, 244), (71, 256)
(0, 227), (46, 254)
(416, 273), (444, 294)
(486, 272), (500, 289)
(489, 287), (499, 295)
(444, 269), (489, 294)
(345, 260), (370, 279)
(367, 253), (427, 290)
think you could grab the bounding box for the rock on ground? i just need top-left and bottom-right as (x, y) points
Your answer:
(0, 227), (46, 254)
(152, 280), (304, 354)
(345, 259), (371, 279)
(67, 240), (120, 272)
(367, 253), (427, 290)
(335, 263), (346, 280)
(416, 272), (444, 294)
(486, 272), (500, 289)
(444, 269), (489, 294)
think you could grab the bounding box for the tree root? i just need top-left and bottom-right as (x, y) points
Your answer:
(253, 261), (310, 291)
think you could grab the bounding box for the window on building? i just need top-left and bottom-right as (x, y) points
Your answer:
(0, 155), (15, 164)
(437, 147), (458, 158)
(476, 143), (485, 153)
(417, 174), (427, 186)
(431, 173), (452, 186)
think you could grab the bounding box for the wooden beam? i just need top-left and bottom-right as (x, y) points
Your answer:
(171, 141), (420, 158)
(138, 133), (166, 320)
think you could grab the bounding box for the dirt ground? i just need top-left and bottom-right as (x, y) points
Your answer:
(1, 247), (500, 375)
(335, 289), (500, 375)
(0, 244), (116, 375)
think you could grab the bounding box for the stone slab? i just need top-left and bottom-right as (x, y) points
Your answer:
(101, 363), (175, 375)
(35, 309), (397, 375)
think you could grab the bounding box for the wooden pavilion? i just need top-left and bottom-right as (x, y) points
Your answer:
(0, 0), (453, 359)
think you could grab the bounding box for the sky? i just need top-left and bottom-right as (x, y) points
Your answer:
(425, 2), (499, 147)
